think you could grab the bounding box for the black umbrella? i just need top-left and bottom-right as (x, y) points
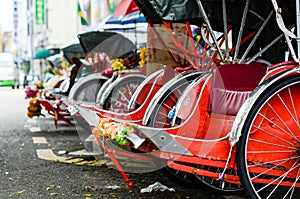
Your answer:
(61, 43), (85, 64)
(77, 31), (135, 58)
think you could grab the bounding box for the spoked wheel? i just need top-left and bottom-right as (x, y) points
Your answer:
(145, 72), (203, 188)
(191, 165), (244, 194)
(160, 162), (200, 189)
(101, 74), (146, 113)
(146, 72), (201, 128)
(68, 74), (107, 132)
(237, 75), (300, 199)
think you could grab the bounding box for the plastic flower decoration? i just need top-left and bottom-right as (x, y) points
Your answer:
(25, 86), (40, 99)
(92, 118), (136, 146)
(34, 80), (44, 89)
(192, 27), (201, 43)
(111, 58), (127, 72)
(26, 98), (43, 118)
(138, 47), (148, 67)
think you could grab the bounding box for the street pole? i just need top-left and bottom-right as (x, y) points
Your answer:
(29, 0), (35, 80)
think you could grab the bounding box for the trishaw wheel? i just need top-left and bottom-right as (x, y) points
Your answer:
(191, 166), (244, 195)
(70, 78), (106, 135)
(146, 73), (202, 188)
(102, 75), (145, 113)
(237, 75), (300, 199)
(160, 164), (200, 189)
(147, 73), (199, 128)
(71, 79), (105, 102)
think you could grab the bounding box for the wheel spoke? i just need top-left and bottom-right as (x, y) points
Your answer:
(283, 168), (300, 199)
(116, 89), (130, 104)
(256, 160), (300, 198)
(110, 98), (128, 108)
(248, 155), (300, 169)
(276, 92), (300, 135)
(266, 100), (300, 143)
(288, 87), (300, 129)
(248, 149), (297, 153)
(249, 137), (298, 151)
(126, 83), (133, 96)
(253, 124), (298, 147)
(237, 77), (300, 199)
(249, 154), (299, 180)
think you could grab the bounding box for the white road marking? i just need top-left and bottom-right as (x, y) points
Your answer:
(32, 137), (48, 144)
(29, 127), (41, 132)
(36, 149), (68, 162)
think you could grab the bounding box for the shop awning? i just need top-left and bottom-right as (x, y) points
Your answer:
(34, 47), (60, 59)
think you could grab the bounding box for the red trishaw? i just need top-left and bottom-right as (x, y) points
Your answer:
(74, 0), (300, 198)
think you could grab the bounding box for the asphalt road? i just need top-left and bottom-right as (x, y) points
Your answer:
(0, 87), (247, 199)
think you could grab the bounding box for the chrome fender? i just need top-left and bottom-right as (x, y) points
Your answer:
(68, 73), (108, 102)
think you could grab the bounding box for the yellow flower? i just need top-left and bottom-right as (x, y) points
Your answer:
(111, 59), (126, 71)
(139, 47), (148, 67)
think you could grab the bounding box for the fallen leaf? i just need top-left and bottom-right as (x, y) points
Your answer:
(83, 193), (93, 197)
(50, 192), (60, 196)
(85, 185), (96, 191)
(47, 185), (55, 190)
(16, 190), (25, 195)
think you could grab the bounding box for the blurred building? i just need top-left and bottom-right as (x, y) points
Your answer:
(12, 0), (116, 60)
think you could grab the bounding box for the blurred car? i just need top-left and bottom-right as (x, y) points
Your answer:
(0, 53), (19, 89)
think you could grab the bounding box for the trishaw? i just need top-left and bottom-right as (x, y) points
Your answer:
(66, 30), (150, 153)
(73, 0), (300, 198)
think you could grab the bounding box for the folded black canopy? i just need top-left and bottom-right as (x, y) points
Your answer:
(77, 31), (135, 58)
(133, 0), (295, 63)
(61, 43), (85, 64)
(134, 0), (295, 31)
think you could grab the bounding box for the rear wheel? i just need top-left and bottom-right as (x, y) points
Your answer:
(145, 72), (202, 188)
(237, 75), (300, 199)
(146, 72), (201, 128)
(101, 74), (145, 113)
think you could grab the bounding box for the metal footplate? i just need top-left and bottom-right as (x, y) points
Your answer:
(76, 106), (99, 127)
(135, 126), (192, 156)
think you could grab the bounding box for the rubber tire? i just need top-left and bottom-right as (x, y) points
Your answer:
(236, 75), (300, 199)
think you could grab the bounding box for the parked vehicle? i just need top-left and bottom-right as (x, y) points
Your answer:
(73, 0), (300, 198)
(0, 53), (19, 89)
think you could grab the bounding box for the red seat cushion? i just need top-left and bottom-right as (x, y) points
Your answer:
(210, 63), (267, 115)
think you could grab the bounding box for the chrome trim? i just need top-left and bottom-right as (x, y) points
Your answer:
(233, 0), (250, 63)
(96, 78), (113, 103)
(99, 74), (146, 105)
(239, 10), (274, 64)
(68, 73), (108, 102)
(196, 0), (224, 62)
(142, 71), (204, 125)
(128, 69), (164, 109)
(137, 126), (193, 156)
(171, 73), (211, 127)
(76, 106), (99, 127)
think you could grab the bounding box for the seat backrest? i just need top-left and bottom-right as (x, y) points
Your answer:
(210, 63), (267, 115)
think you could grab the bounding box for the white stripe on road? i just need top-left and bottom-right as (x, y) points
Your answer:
(29, 127), (41, 132)
(36, 149), (68, 162)
(32, 137), (48, 144)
